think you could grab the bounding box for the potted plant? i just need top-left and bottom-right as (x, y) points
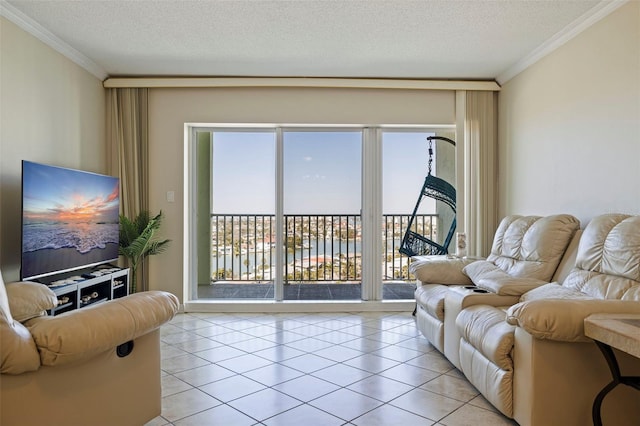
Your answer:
(119, 210), (171, 293)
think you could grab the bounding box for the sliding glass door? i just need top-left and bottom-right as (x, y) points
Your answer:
(192, 126), (454, 304)
(381, 131), (434, 299)
(197, 129), (362, 301)
(198, 130), (277, 300)
(282, 130), (362, 300)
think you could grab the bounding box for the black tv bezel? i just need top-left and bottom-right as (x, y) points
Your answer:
(20, 160), (120, 282)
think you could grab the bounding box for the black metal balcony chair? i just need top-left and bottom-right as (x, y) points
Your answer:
(399, 136), (456, 257)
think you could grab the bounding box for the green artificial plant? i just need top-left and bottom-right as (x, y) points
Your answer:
(119, 210), (171, 293)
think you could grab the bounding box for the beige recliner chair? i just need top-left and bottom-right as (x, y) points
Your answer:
(456, 213), (640, 425)
(411, 214), (580, 367)
(0, 271), (179, 426)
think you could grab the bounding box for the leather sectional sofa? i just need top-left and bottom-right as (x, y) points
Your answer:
(412, 214), (580, 366)
(411, 213), (640, 425)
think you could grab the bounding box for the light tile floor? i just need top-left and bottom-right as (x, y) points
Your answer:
(146, 312), (518, 426)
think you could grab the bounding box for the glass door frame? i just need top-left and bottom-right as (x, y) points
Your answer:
(279, 127), (365, 301)
(183, 124), (452, 311)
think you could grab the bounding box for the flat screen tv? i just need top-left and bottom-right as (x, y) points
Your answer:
(20, 161), (120, 281)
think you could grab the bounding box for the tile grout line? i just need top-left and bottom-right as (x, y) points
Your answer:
(155, 312), (512, 426)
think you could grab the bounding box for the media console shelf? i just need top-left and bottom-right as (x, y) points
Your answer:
(45, 267), (130, 316)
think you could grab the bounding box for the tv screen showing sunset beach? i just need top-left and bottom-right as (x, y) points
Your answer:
(21, 161), (120, 280)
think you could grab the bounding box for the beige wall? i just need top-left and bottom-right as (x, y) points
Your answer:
(0, 17), (106, 281)
(498, 1), (640, 225)
(148, 87), (455, 299)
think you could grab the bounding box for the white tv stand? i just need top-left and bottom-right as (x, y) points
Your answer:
(44, 267), (130, 316)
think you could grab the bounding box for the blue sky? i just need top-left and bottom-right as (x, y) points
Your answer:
(22, 161), (120, 223)
(382, 132), (435, 214)
(212, 132), (275, 213)
(284, 132), (361, 214)
(211, 131), (436, 214)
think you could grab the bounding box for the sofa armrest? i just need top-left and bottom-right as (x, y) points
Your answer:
(445, 286), (521, 310)
(410, 255), (479, 285)
(26, 291), (179, 367)
(506, 299), (640, 342)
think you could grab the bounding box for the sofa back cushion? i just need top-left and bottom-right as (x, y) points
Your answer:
(463, 215), (580, 295)
(486, 214), (580, 280)
(551, 229), (582, 283)
(563, 214), (640, 301)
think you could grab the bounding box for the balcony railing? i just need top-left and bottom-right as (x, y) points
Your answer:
(211, 214), (438, 283)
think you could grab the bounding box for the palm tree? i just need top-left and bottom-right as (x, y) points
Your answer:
(119, 210), (171, 293)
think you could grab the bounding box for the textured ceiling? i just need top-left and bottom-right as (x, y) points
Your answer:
(4, 0), (606, 81)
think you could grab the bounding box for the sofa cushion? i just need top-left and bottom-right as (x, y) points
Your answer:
(463, 261), (548, 296)
(410, 255), (475, 285)
(0, 272), (41, 374)
(5, 282), (58, 323)
(415, 284), (449, 320)
(486, 214), (580, 281)
(562, 214), (640, 301)
(459, 339), (513, 418)
(520, 282), (595, 302)
(456, 305), (515, 371)
(563, 271), (639, 300)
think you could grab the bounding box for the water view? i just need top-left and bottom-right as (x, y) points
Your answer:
(210, 214), (438, 283)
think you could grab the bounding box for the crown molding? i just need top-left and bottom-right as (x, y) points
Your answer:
(103, 77), (501, 91)
(0, 1), (108, 80)
(497, 0), (628, 85)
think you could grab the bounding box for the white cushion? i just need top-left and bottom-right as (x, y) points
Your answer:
(456, 305), (515, 370)
(562, 214), (640, 301)
(487, 214), (580, 281)
(463, 261), (547, 296)
(415, 284), (449, 320)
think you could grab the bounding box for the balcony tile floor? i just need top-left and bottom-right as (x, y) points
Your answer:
(198, 283), (416, 300)
(147, 311), (517, 426)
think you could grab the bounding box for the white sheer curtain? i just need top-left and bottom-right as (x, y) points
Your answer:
(462, 90), (499, 257)
(106, 88), (150, 291)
